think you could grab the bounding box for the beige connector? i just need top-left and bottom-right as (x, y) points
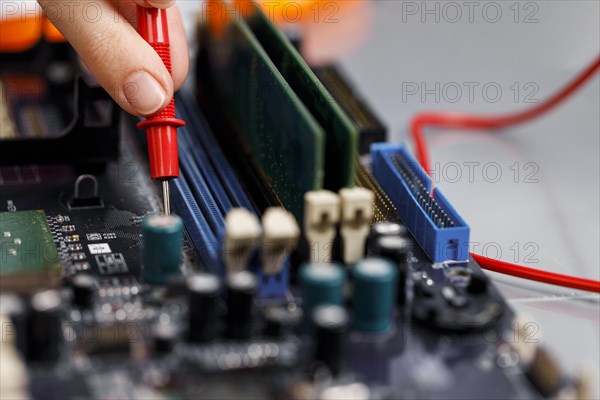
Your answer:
(262, 208), (300, 275)
(339, 188), (374, 264)
(304, 191), (340, 264)
(224, 208), (261, 274)
(0, 314), (29, 400)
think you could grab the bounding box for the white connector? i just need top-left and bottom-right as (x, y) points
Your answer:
(339, 188), (374, 264)
(262, 207), (300, 275)
(224, 208), (261, 274)
(304, 191), (340, 264)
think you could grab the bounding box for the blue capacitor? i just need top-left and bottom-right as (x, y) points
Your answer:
(299, 263), (346, 332)
(142, 214), (184, 284)
(352, 258), (397, 333)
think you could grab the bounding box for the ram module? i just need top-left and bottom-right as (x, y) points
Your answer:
(245, 6), (358, 190)
(203, 13), (325, 219)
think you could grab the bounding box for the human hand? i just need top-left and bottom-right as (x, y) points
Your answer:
(37, 0), (189, 117)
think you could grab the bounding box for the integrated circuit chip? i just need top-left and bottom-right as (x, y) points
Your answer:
(0, 210), (62, 292)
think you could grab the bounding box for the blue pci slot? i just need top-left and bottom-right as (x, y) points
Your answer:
(170, 96), (290, 297)
(371, 143), (470, 263)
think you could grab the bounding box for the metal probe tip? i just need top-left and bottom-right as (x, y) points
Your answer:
(162, 181), (170, 216)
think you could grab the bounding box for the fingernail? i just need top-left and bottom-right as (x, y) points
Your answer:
(147, 0), (176, 8)
(123, 71), (166, 115)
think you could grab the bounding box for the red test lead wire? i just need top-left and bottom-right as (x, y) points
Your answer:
(136, 7), (185, 181)
(411, 56), (600, 173)
(408, 56), (600, 293)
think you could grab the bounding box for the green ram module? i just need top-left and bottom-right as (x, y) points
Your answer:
(245, 6), (358, 190)
(204, 15), (325, 219)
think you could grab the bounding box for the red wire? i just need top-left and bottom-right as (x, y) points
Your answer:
(409, 56), (600, 293)
(411, 56), (600, 172)
(471, 254), (600, 293)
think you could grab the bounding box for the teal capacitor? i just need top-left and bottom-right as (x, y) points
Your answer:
(352, 258), (397, 332)
(142, 214), (183, 284)
(299, 263), (346, 332)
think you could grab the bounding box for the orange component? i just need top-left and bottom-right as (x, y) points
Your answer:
(0, 13), (42, 53)
(256, 0), (360, 25)
(42, 16), (66, 43)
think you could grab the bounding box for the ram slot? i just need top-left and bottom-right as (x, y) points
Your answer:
(177, 93), (255, 212)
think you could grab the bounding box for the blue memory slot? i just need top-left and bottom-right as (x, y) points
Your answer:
(371, 143), (470, 263)
(171, 174), (220, 271)
(179, 123), (234, 216)
(178, 137), (226, 234)
(176, 92), (256, 212)
(171, 98), (290, 297)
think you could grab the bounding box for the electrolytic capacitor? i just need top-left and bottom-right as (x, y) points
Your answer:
(154, 322), (177, 354)
(367, 222), (408, 254)
(187, 273), (221, 343)
(313, 304), (349, 377)
(299, 263), (346, 332)
(263, 306), (302, 339)
(27, 290), (62, 362)
(225, 271), (258, 340)
(70, 274), (95, 310)
(352, 258), (397, 333)
(142, 214), (183, 284)
(372, 235), (412, 305)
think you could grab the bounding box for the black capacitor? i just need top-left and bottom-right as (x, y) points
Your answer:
(27, 290), (63, 362)
(225, 271), (258, 340)
(367, 222), (408, 254)
(312, 304), (349, 377)
(372, 235), (413, 305)
(154, 322), (177, 354)
(187, 273), (221, 343)
(70, 274), (95, 310)
(0, 294), (27, 357)
(371, 222), (408, 238)
(263, 306), (302, 339)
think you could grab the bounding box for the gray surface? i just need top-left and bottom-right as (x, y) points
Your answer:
(336, 1), (600, 395)
(181, 0), (600, 395)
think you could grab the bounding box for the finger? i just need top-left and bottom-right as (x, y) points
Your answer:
(38, 0), (174, 117)
(111, 1), (189, 90)
(133, 0), (176, 9)
(166, 6), (189, 90)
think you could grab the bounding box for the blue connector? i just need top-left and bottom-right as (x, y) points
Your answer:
(371, 143), (470, 263)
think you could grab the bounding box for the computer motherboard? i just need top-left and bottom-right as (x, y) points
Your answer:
(0, 6), (587, 400)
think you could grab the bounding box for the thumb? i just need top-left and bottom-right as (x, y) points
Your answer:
(38, 0), (174, 117)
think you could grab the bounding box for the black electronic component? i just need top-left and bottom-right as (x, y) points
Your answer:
(26, 290), (62, 362)
(0, 77), (119, 167)
(225, 271), (258, 340)
(312, 304), (349, 377)
(187, 273), (221, 343)
(153, 322), (177, 354)
(69, 274), (95, 310)
(68, 175), (104, 210)
(411, 269), (504, 332)
(263, 306), (302, 339)
(0, 294), (28, 357)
